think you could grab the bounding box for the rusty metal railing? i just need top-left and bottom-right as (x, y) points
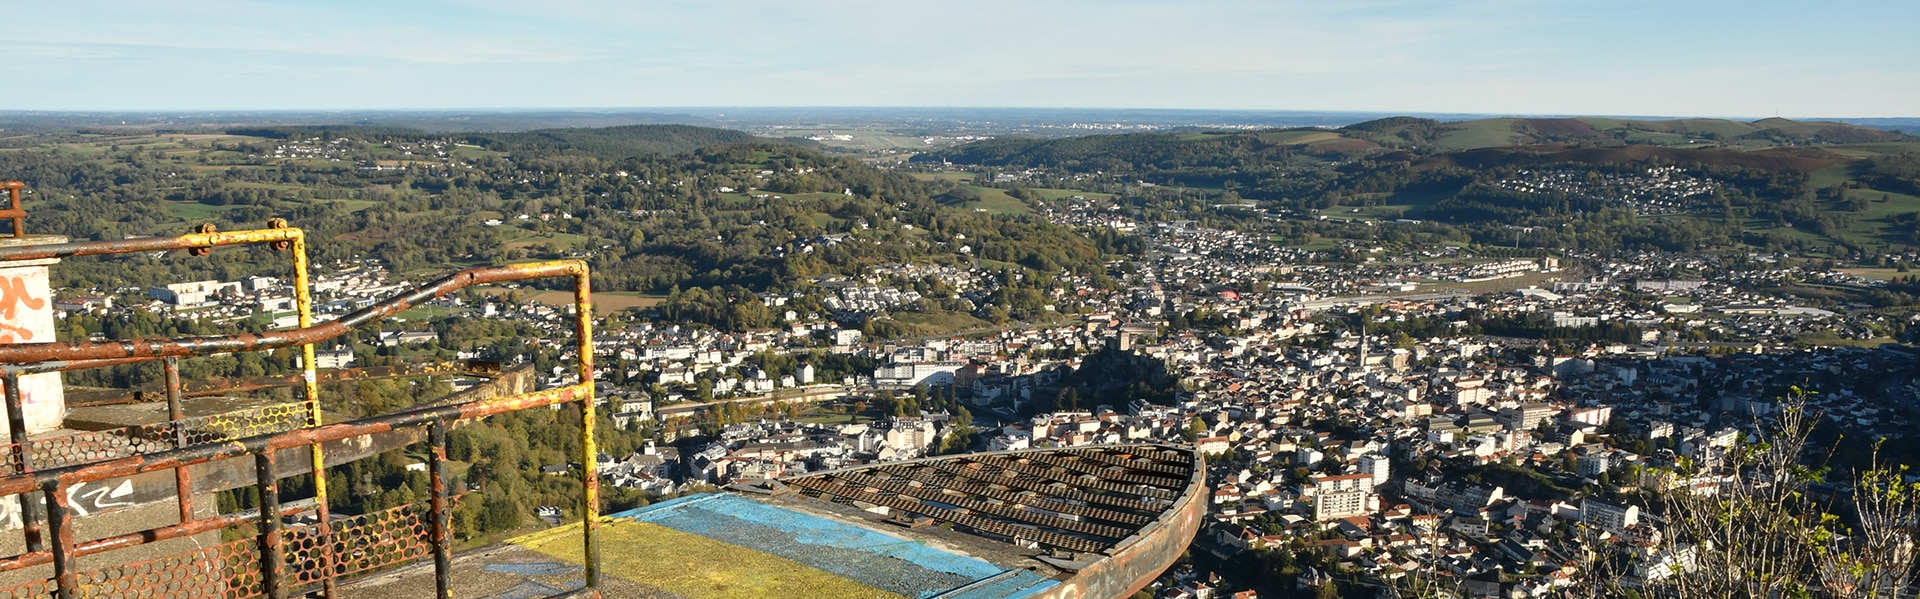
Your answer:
(0, 220), (600, 598)
(0, 402), (310, 472)
(0, 223), (325, 577)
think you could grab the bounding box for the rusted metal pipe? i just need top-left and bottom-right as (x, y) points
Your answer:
(0, 227), (303, 263)
(0, 181), (24, 238)
(290, 234), (338, 599)
(0, 260), (587, 366)
(165, 357), (195, 524)
(0, 384), (587, 499)
(3, 356), (153, 376)
(44, 480), (74, 599)
(429, 420), (452, 599)
(0, 253), (598, 596)
(3, 373), (42, 553)
(0, 502), (308, 573)
(573, 270), (601, 589)
(258, 451), (286, 599)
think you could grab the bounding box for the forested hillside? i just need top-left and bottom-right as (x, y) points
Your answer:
(0, 125), (1111, 333)
(227, 124), (766, 159)
(916, 117), (1920, 256)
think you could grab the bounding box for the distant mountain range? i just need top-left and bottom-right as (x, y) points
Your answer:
(921, 116), (1915, 175)
(1332, 116), (1911, 149)
(3, 108), (1914, 137)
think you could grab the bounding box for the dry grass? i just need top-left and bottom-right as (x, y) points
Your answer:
(527, 291), (662, 316)
(514, 520), (902, 599)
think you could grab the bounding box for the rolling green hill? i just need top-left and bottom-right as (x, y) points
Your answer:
(1332, 116), (1911, 150)
(464, 125), (761, 159)
(917, 116), (1920, 256)
(229, 124), (767, 159)
(0, 131), (1114, 334)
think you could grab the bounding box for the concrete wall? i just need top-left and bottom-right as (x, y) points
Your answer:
(0, 235), (70, 435)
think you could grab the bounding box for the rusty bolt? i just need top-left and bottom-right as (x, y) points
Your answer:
(266, 218), (292, 251)
(188, 223), (217, 257)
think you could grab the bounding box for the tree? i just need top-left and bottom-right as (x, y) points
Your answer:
(1576, 387), (1920, 598)
(1055, 387), (1082, 411)
(1183, 417), (1206, 443)
(481, 495), (522, 532)
(1315, 578), (1340, 599)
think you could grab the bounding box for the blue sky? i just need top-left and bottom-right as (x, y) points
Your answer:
(5, 0), (1916, 117)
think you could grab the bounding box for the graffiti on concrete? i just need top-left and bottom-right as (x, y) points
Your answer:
(0, 275), (44, 343)
(66, 479), (138, 517)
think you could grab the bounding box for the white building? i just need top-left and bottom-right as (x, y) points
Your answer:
(1581, 497), (1640, 534)
(873, 361), (965, 387)
(149, 280), (237, 305)
(303, 348), (355, 370)
(1357, 455), (1391, 489)
(1313, 474), (1373, 521)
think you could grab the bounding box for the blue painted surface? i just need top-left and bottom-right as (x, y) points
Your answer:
(494, 580), (570, 599)
(609, 493), (1058, 598)
(930, 571), (1061, 599)
(1005, 579), (1063, 599)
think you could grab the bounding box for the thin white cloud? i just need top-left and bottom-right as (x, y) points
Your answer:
(2, 0), (1914, 115)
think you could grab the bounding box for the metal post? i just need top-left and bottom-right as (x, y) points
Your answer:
(289, 234), (337, 598)
(1, 181), (23, 238)
(4, 372), (42, 553)
(165, 357), (194, 524)
(257, 451), (286, 599)
(574, 271), (600, 590)
(43, 481), (74, 599)
(429, 420), (452, 599)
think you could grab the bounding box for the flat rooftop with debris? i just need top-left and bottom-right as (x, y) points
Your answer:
(344, 445), (1205, 599)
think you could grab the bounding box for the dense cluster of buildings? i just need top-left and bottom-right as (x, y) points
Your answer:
(1491, 167), (1719, 215)
(42, 172), (1920, 597)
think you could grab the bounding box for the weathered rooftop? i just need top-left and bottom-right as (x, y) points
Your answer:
(370, 445), (1206, 599)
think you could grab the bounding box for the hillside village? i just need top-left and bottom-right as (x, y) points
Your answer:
(32, 121), (1920, 598)
(49, 211), (1920, 599)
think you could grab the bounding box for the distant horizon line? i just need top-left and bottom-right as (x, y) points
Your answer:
(0, 107), (1914, 122)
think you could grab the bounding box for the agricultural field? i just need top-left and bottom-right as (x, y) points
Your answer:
(1431, 119), (1530, 150)
(957, 186), (1032, 214)
(907, 171), (976, 183)
(1027, 187), (1113, 201)
(502, 232), (591, 253)
(535, 290), (663, 316)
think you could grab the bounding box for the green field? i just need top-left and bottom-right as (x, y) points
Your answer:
(164, 203), (238, 222)
(1028, 187), (1113, 201)
(449, 145), (504, 160)
(1344, 190), (1450, 219)
(1840, 268), (1909, 281)
(1434, 119), (1528, 149)
(885, 310), (995, 337)
(908, 172), (976, 182)
(959, 186), (1033, 214)
(1256, 130), (1343, 145)
(1619, 130), (1695, 146)
(395, 304), (461, 321)
(503, 232), (590, 252)
(535, 290), (663, 316)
